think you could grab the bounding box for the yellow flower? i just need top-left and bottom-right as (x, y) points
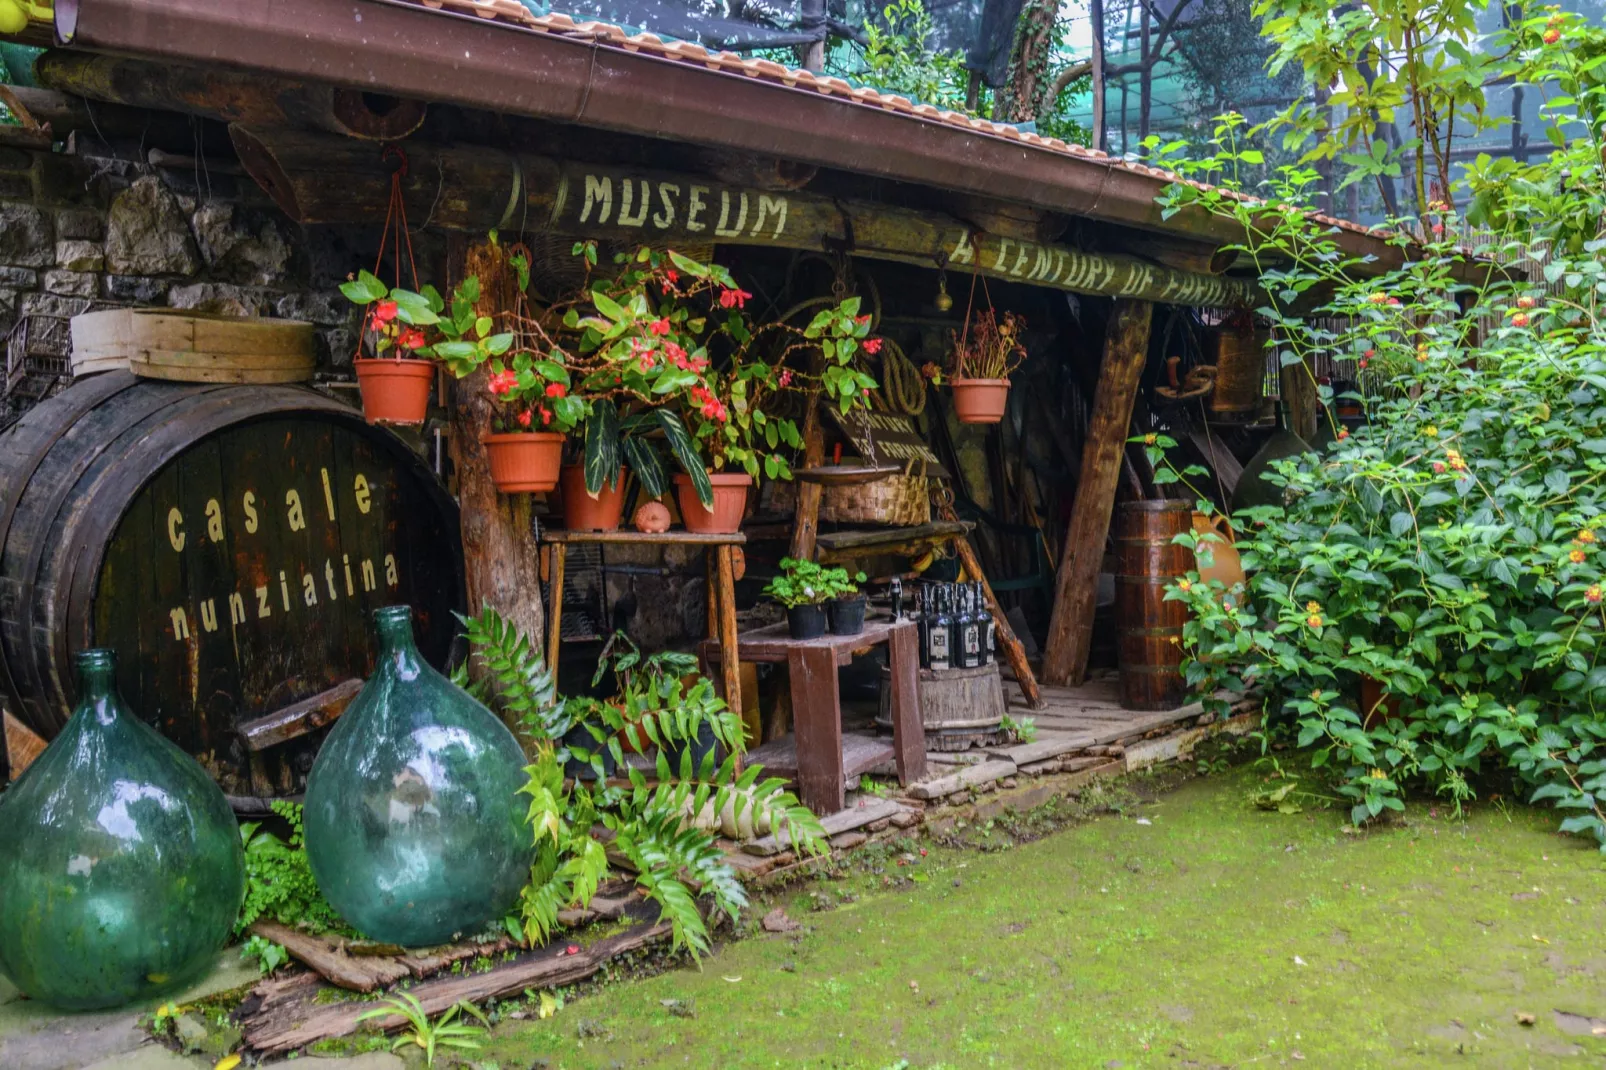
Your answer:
(1307, 614), (1323, 628)
(1306, 600), (1321, 613)
(1424, 426), (1438, 438)
(1587, 585), (1603, 605)
(1177, 578), (1193, 592)
(1369, 768), (1387, 780)
(1310, 689), (1322, 700)
(1571, 549), (1587, 564)
(1579, 529), (1596, 544)
(1168, 635), (1180, 645)
(1144, 433), (1157, 445)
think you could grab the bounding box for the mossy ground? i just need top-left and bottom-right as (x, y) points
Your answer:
(479, 760), (1606, 1069)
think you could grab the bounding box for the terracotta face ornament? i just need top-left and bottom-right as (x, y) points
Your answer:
(633, 500), (671, 533)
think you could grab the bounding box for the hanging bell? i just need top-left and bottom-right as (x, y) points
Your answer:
(303, 605), (532, 946)
(934, 272), (954, 313)
(0, 649), (244, 1010)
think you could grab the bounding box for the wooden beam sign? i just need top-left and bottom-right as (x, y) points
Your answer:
(827, 409), (950, 479)
(231, 126), (1255, 309)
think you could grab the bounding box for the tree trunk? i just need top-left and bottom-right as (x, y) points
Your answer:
(448, 238), (546, 700)
(1138, 1), (1152, 145)
(1091, 0), (1108, 152)
(999, 0), (1058, 123)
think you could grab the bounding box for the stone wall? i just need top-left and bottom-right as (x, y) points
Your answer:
(0, 139), (403, 426)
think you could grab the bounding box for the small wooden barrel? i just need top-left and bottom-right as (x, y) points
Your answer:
(1210, 326), (1267, 423)
(1115, 500), (1191, 711)
(877, 661), (1004, 750)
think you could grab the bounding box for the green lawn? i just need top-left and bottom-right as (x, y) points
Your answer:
(481, 764), (1606, 1069)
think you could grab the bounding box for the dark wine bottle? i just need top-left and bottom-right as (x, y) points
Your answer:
(927, 585), (953, 671)
(975, 583), (997, 665)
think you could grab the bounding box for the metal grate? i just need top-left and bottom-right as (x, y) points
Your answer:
(551, 542), (606, 642)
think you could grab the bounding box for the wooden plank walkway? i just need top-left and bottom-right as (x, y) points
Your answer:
(987, 673), (1208, 766)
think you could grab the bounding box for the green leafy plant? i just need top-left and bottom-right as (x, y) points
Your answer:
(457, 608), (829, 959)
(236, 800), (344, 935)
(340, 269), (513, 368)
(764, 558), (861, 608)
(1000, 713), (1036, 744)
(357, 994), (489, 1067)
(239, 934), (290, 976)
(855, 0), (976, 113)
(1141, 48), (1606, 847)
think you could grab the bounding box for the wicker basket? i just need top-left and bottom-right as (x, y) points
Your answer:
(772, 460), (931, 526)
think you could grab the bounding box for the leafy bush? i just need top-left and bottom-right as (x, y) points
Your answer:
(1145, 92), (1606, 849)
(458, 606), (827, 958)
(764, 558), (863, 608)
(236, 800), (344, 934)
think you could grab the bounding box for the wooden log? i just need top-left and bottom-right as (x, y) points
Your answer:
(243, 921), (671, 1054)
(545, 541), (565, 675)
(227, 126), (1255, 310)
(36, 50), (427, 140)
(248, 921), (411, 993)
(953, 534), (1044, 709)
(790, 394), (826, 561)
(237, 678), (362, 752)
(715, 544), (742, 768)
(1041, 299), (1155, 686)
(886, 621), (929, 785)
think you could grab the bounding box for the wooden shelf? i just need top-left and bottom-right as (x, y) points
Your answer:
(541, 529), (746, 545)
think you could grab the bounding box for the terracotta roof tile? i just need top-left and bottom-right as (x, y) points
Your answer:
(389, 0), (1392, 240)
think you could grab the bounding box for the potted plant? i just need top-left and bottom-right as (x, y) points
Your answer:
(764, 557), (840, 639)
(430, 258), (586, 495)
(340, 270), (443, 425)
(342, 269), (517, 427)
(946, 307), (1027, 424)
(824, 567), (870, 635)
(539, 245), (880, 533)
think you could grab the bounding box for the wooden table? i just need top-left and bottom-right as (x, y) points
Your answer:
(699, 617), (927, 815)
(542, 530), (746, 721)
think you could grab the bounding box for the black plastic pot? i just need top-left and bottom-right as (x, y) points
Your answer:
(786, 603), (828, 640)
(827, 595), (867, 636)
(562, 722), (618, 782)
(661, 720), (722, 777)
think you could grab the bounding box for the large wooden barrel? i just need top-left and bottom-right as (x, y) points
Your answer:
(1115, 500), (1191, 711)
(0, 373), (464, 791)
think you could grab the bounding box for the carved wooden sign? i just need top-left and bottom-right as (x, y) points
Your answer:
(92, 416), (461, 774)
(826, 408), (950, 479)
(546, 161), (1252, 309)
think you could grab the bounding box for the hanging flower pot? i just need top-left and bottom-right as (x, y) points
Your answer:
(483, 431), (564, 493)
(560, 464), (627, 531)
(355, 358), (436, 425)
(951, 378), (1012, 424)
(674, 471), (751, 533)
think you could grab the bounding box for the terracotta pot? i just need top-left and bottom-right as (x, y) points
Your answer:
(673, 471), (751, 534)
(951, 378), (1011, 424)
(482, 432), (564, 493)
(1191, 513), (1245, 590)
(1360, 676), (1402, 730)
(354, 358), (435, 425)
(560, 465), (627, 531)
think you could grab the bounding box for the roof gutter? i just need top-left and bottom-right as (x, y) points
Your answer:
(53, 0), (1419, 274)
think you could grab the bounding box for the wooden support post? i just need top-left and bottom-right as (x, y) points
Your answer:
(1041, 298), (1155, 687)
(1280, 352), (1319, 444)
(715, 544), (743, 770)
(790, 394), (825, 561)
(788, 644), (844, 814)
(886, 622), (928, 785)
(954, 535), (1044, 710)
(545, 543), (566, 675)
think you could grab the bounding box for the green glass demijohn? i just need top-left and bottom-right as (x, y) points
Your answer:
(0, 649), (245, 1011)
(303, 605), (532, 946)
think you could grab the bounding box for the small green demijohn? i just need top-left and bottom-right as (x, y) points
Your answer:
(0, 649), (245, 1010)
(302, 605), (531, 946)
